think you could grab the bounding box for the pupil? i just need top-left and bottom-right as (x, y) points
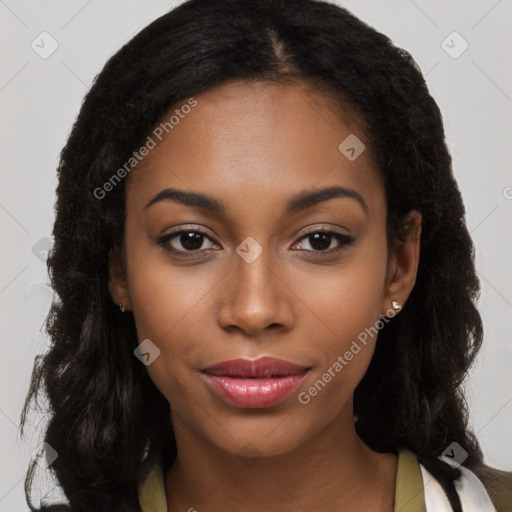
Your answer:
(310, 232), (331, 251)
(181, 232), (203, 250)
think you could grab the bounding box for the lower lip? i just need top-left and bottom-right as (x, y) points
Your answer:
(202, 373), (308, 408)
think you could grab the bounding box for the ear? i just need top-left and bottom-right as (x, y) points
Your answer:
(381, 210), (422, 316)
(108, 244), (132, 311)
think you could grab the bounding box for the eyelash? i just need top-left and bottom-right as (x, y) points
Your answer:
(156, 228), (355, 259)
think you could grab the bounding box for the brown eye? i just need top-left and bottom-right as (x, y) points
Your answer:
(294, 231), (355, 254)
(158, 229), (219, 254)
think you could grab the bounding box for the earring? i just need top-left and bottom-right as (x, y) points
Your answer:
(119, 302), (126, 313)
(391, 300), (402, 313)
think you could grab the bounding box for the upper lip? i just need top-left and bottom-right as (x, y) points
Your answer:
(202, 357), (310, 378)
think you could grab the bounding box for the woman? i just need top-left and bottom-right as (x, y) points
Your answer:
(21, 0), (512, 510)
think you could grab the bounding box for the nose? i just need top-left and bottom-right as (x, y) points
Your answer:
(217, 246), (294, 337)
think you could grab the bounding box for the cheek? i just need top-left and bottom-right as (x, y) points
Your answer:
(127, 259), (213, 365)
(123, 210), (215, 343)
(124, 233), (224, 398)
(297, 239), (387, 343)
(294, 237), (388, 403)
(129, 262), (215, 344)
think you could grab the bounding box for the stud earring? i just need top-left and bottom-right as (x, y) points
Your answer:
(119, 302), (126, 313)
(391, 300), (402, 313)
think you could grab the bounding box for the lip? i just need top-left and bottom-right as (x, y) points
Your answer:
(201, 357), (310, 409)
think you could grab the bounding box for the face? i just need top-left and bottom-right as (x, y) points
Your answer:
(110, 79), (420, 457)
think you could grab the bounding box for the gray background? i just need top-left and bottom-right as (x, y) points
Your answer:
(1, 0), (511, 509)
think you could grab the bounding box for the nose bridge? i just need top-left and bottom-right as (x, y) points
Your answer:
(236, 234), (267, 268)
(234, 235), (278, 303)
(219, 235), (290, 333)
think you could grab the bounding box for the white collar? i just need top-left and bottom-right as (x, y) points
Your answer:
(420, 463), (497, 511)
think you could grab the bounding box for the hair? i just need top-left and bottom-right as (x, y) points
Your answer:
(21, 0), (485, 510)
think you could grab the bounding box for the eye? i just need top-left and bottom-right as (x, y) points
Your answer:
(156, 228), (219, 255)
(292, 230), (355, 255)
(156, 227), (355, 258)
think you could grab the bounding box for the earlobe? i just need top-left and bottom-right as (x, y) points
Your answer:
(108, 246), (132, 311)
(381, 210), (422, 316)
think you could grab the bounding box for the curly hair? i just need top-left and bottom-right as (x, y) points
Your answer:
(21, 0), (485, 510)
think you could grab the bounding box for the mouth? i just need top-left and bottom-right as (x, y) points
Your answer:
(201, 357), (311, 409)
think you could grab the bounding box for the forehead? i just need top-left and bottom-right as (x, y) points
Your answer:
(127, 79), (384, 218)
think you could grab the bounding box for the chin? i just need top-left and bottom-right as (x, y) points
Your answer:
(200, 411), (317, 459)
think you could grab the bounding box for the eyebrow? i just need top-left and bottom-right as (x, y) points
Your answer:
(145, 185), (368, 216)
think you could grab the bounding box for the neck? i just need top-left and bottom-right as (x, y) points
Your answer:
(165, 401), (397, 512)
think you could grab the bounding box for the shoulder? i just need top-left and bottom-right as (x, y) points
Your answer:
(471, 463), (512, 511)
(399, 449), (512, 511)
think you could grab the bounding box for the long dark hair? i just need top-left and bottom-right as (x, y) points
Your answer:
(21, 0), (484, 510)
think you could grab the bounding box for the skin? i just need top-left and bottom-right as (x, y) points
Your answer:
(109, 79), (421, 512)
